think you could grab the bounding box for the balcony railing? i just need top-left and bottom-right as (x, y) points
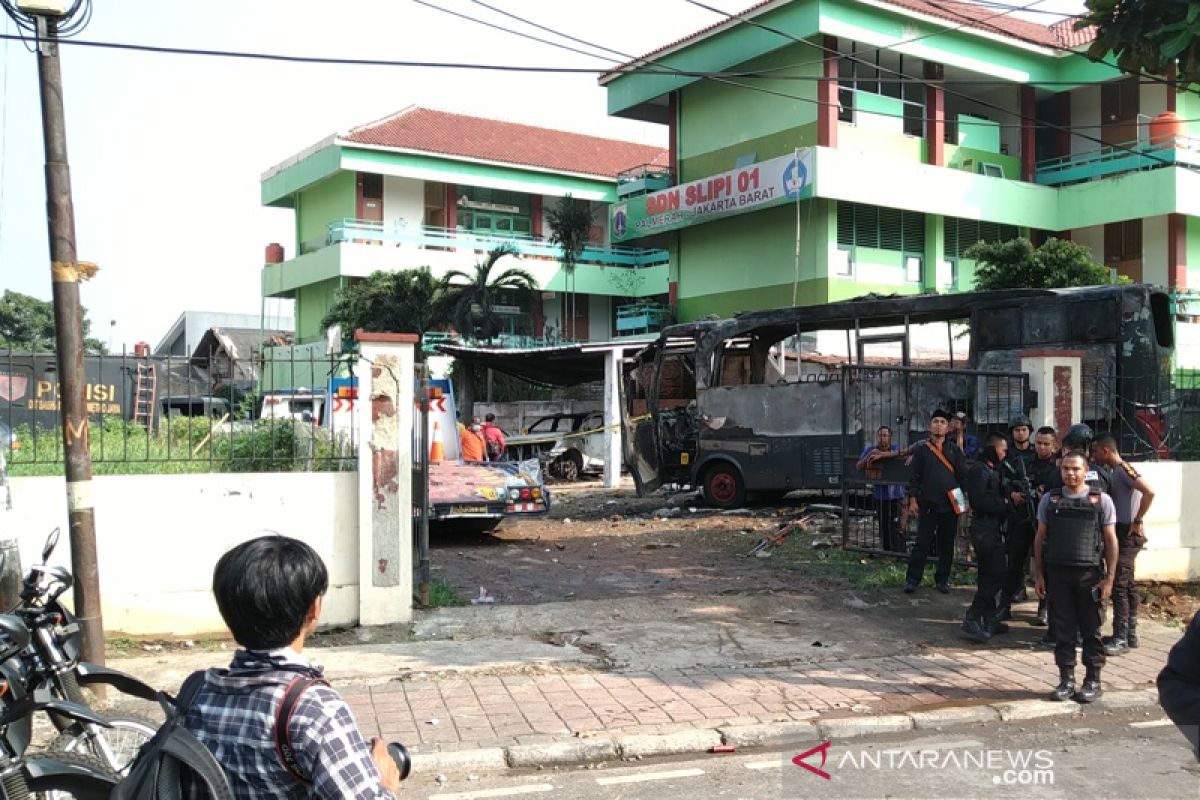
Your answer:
(300, 219), (669, 267)
(1035, 135), (1200, 186)
(617, 163), (673, 198)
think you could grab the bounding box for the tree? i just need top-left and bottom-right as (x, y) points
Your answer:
(606, 268), (647, 307)
(1079, 0), (1200, 87)
(965, 237), (1128, 290)
(320, 267), (445, 356)
(0, 289), (106, 353)
(441, 246), (538, 411)
(440, 245), (538, 344)
(545, 193), (594, 342)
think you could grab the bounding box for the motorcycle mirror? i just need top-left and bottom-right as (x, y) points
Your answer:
(0, 615), (30, 653)
(41, 528), (60, 564)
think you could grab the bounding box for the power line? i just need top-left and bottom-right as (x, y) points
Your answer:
(410, 0), (619, 63)
(680, 0), (1189, 173)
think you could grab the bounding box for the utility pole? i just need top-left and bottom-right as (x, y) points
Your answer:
(32, 10), (105, 668)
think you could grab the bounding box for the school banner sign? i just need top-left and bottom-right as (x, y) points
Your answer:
(610, 149), (814, 242)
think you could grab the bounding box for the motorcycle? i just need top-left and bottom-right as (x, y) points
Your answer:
(10, 529), (159, 774)
(0, 612), (120, 798)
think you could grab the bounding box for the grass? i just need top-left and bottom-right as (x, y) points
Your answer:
(748, 537), (976, 590)
(425, 578), (467, 608)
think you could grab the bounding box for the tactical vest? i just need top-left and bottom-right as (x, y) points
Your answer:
(1043, 489), (1103, 567)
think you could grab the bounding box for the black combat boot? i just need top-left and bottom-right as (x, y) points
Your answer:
(985, 613), (1009, 635)
(1127, 615), (1139, 649)
(960, 613), (991, 643)
(997, 604), (1013, 622)
(1033, 599), (1048, 627)
(1103, 621), (1128, 656)
(1050, 667), (1075, 702)
(1076, 666), (1102, 703)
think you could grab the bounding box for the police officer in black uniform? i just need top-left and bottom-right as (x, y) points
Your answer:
(997, 415), (1037, 621)
(961, 432), (1025, 643)
(1034, 451), (1119, 703)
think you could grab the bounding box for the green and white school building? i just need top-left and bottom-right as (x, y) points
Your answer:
(259, 106), (673, 347)
(600, 0), (1200, 326)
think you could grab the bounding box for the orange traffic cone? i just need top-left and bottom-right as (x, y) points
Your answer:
(429, 421), (445, 463)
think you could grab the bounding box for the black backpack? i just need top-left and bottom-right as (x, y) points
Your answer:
(113, 669), (330, 799)
(111, 671), (234, 800)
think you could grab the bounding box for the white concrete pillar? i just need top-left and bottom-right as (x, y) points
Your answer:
(1019, 349), (1083, 438)
(354, 332), (416, 625)
(602, 348), (622, 489)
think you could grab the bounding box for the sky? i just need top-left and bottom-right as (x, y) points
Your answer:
(0, 0), (1085, 352)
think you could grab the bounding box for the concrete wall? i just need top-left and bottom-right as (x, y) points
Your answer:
(1143, 215), (1168, 285)
(383, 176), (424, 229)
(1, 473), (359, 637)
(1134, 462), (1200, 582)
(473, 400), (601, 436)
(1072, 224), (1103, 263)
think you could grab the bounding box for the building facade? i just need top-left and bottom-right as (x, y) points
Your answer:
(260, 107), (672, 347)
(600, 0), (1200, 329)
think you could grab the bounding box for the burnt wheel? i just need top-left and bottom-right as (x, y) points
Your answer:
(553, 450), (583, 482)
(702, 462), (745, 509)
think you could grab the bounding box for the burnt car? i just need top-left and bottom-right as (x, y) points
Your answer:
(504, 411), (605, 481)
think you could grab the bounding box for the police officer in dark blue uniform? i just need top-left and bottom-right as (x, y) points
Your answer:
(1034, 451), (1119, 703)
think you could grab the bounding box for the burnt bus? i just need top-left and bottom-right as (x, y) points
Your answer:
(623, 285), (1174, 508)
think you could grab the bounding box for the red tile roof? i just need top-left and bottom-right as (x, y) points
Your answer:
(601, 0), (1094, 81)
(340, 107), (668, 180)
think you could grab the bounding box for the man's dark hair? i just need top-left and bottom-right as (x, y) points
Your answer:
(1061, 451), (1088, 467)
(985, 432), (1006, 446)
(485, 413), (496, 423)
(213, 535), (329, 650)
(1036, 426), (1057, 437)
(1093, 432), (1119, 451)
(877, 425), (892, 435)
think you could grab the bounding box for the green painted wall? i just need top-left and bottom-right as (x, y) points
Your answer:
(297, 173), (356, 252)
(837, 125), (925, 162)
(679, 123), (819, 183)
(295, 278), (342, 341)
(1189, 216), (1200, 290)
(261, 146), (343, 207)
(944, 143), (1020, 181)
(604, 1), (820, 115)
(678, 41), (819, 162)
(675, 201), (827, 302)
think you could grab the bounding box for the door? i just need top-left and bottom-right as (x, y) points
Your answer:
(1104, 219), (1143, 281)
(621, 353), (663, 495)
(1100, 77), (1139, 148)
(356, 173), (383, 244)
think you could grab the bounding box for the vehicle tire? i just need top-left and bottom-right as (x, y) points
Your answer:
(702, 462), (745, 509)
(27, 749), (121, 800)
(49, 714), (158, 776)
(553, 451), (583, 482)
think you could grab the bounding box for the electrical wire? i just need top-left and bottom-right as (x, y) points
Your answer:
(680, 0), (1192, 173)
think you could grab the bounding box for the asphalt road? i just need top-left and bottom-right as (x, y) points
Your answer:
(405, 706), (1199, 800)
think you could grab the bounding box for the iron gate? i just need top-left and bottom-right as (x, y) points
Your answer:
(839, 365), (1031, 565)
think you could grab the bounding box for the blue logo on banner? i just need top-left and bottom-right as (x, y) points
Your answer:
(613, 207), (628, 238)
(782, 157), (808, 198)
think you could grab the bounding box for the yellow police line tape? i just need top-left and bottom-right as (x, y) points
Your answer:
(503, 414), (650, 447)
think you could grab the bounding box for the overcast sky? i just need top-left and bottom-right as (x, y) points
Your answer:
(0, 0), (1084, 351)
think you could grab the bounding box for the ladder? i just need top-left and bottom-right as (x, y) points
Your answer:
(132, 362), (157, 427)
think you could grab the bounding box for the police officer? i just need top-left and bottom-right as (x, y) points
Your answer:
(1091, 432), (1156, 655)
(904, 409), (968, 594)
(961, 433), (1024, 643)
(997, 415), (1037, 621)
(1034, 451), (1119, 703)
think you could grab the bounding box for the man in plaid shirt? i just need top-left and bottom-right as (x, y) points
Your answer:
(184, 535), (400, 798)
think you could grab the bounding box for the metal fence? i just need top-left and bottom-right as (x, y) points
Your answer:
(839, 365), (1031, 566)
(0, 347), (357, 474)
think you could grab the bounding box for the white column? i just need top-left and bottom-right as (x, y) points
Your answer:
(354, 333), (416, 626)
(1019, 350), (1083, 437)
(602, 348), (622, 489)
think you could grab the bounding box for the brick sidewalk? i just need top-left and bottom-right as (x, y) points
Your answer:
(343, 624), (1176, 753)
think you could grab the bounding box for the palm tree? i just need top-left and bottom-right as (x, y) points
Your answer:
(440, 245), (538, 345)
(441, 245), (538, 409)
(320, 267), (445, 360)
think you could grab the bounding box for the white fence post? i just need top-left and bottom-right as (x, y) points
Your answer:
(354, 332), (416, 625)
(603, 348), (622, 489)
(1019, 349), (1083, 435)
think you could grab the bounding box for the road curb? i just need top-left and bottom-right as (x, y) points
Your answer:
(410, 689), (1162, 774)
